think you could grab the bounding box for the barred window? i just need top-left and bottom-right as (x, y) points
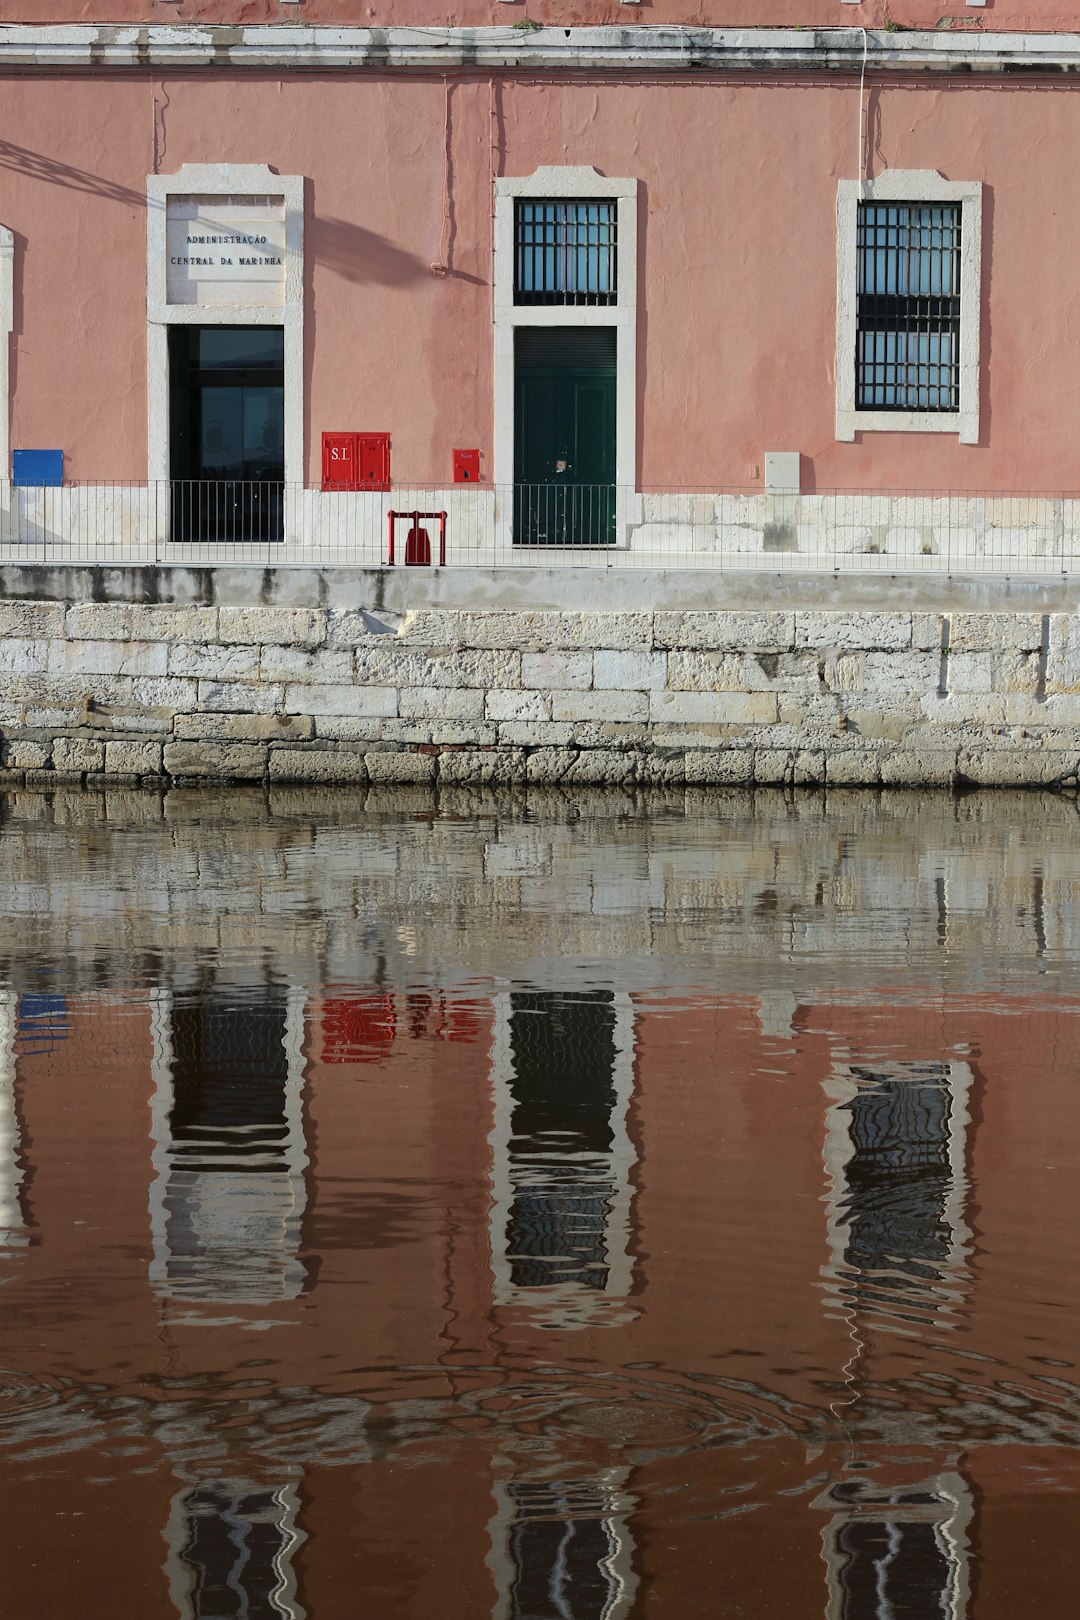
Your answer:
(856, 202), (961, 412)
(514, 199), (617, 306)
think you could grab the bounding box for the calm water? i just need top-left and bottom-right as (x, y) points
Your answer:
(1, 784), (1079, 1618)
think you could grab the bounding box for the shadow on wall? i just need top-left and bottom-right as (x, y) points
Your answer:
(0, 140), (146, 209)
(310, 215), (430, 286)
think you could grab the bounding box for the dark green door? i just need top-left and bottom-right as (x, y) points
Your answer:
(514, 327), (616, 545)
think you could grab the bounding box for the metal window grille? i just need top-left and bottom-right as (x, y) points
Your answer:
(514, 199), (618, 306)
(856, 202), (962, 412)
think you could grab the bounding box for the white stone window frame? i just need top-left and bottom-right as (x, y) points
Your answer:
(493, 167), (638, 546)
(836, 172), (982, 446)
(146, 165), (305, 502)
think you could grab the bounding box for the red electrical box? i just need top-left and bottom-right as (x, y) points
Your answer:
(358, 433), (391, 491)
(321, 432), (391, 491)
(453, 448), (481, 483)
(322, 432), (359, 491)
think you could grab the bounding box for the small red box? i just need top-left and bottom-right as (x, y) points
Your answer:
(322, 432), (359, 491)
(358, 433), (391, 491)
(453, 448), (481, 483)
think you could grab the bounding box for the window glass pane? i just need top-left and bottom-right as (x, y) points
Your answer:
(195, 327), (284, 370)
(855, 201), (961, 413)
(515, 200), (617, 305)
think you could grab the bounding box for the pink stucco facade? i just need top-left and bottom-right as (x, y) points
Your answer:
(0, 23), (1079, 499)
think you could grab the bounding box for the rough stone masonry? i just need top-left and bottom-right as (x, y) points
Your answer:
(3, 564), (1080, 789)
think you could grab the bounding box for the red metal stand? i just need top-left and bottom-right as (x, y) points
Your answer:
(387, 509), (447, 566)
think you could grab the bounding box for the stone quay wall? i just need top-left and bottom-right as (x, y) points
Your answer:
(3, 565), (1080, 788)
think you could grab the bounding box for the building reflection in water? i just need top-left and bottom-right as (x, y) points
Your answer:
(489, 989), (638, 1329)
(149, 989), (308, 1305)
(165, 1478), (305, 1620)
(822, 1062), (973, 1331)
(490, 1475), (637, 1620)
(818, 1473), (973, 1620)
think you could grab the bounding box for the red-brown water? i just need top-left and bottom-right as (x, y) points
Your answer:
(0, 785), (1078, 1618)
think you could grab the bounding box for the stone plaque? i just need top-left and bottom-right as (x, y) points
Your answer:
(166, 196), (286, 306)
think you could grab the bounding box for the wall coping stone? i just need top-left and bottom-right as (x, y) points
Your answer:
(1, 27), (1080, 77)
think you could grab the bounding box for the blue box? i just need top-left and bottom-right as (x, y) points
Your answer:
(12, 449), (63, 487)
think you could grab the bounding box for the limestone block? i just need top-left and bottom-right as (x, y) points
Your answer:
(777, 693), (844, 729)
(496, 721), (576, 747)
(521, 651), (592, 690)
(0, 672), (130, 708)
(104, 739), (163, 776)
(826, 749), (883, 785)
(920, 695), (1006, 725)
(128, 605), (220, 643)
(65, 603), (132, 641)
(652, 611), (794, 651)
(49, 640), (170, 678)
(163, 742), (268, 780)
(289, 683), (396, 718)
(398, 688), (484, 720)
(364, 750), (437, 784)
(325, 608), (402, 647)
(683, 749), (755, 784)
(401, 610), (653, 653)
(0, 600), (66, 639)
(437, 749), (528, 784)
(530, 748), (638, 785)
(485, 690), (550, 722)
(879, 750), (957, 786)
(129, 677), (201, 712)
(174, 713), (314, 741)
(355, 645), (518, 689)
(912, 613), (946, 652)
(259, 646), (353, 684)
(945, 651), (993, 694)
(217, 607), (326, 648)
(650, 691), (779, 724)
(168, 644), (261, 680)
(594, 650), (667, 691)
(1045, 616), (1080, 692)
(0, 641), (48, 674)
(793, 750), (826, 784)
(53, 736), (105, 774)
(863, 650), (939, 695)
(667, 651), (754, 692)
(956, 748), (1079, 787)
(1027, 694), (1080, 726)
(2, 738), (49, 769)
(269, 748), (367, 783)
(948, 612), (1043, 652)
(385, 719), (497, 747)
(795, 612), (912, 651)
(752, 749), (791, 784)
(824, 652), (864, 694)
(636, 752), (686, 786)
(551, 691), (648, 723)
(1000, 652), (1041, 695)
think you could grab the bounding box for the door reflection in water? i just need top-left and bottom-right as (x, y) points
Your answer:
(491, 1477), (636, 1620)
(819, 1474), (972, 1620)
(165, 1479), (305, 1620)
(149, 991), (308, 1305)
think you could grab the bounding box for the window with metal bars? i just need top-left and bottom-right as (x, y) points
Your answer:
(514, 199), (617, 306)
(856, 202), (962, 412)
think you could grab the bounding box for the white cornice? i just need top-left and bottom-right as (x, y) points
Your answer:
(2, 25), (1080, 75)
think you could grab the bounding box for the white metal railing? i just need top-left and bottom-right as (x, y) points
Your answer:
(3, 480), (1080, 574)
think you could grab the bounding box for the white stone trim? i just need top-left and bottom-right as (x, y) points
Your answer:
(836, 171), (982, 446)
(0, 227), (13, 482)
(493, 167), (638, 545)
(147, 164), (305, 534)
(1, 27), (1080, 76)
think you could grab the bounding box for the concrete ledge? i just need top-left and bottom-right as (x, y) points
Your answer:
(2, 27), (1080, 77)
